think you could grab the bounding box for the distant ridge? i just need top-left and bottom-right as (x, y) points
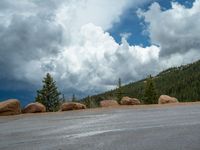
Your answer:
(82, 60), (200, 105)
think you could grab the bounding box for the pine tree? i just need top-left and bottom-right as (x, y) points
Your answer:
(35, 73), (62, 112)
(62, 94), (66, 104)
(116, 78), (123, 103)
(72, 94), (76, 102)
(144, 75), (157, 104)
(86, 95), (91, 108)
(85, 95), (99, 108)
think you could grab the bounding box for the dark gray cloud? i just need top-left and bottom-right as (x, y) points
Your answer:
(1, 0), (154, 99)
(0, 11), (63, 81)
(0, 0), (200, 102)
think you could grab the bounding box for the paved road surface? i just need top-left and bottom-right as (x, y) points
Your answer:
(0, 104), (200, 150)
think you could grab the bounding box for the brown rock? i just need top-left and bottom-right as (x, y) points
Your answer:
(120, 96), (141, 105)
(0, 99), (21, 116)
(61, 102), (86, 111)
(100, 100), (119, 107)
(158, 95), (179, 104)
(23, 102), (46, 113)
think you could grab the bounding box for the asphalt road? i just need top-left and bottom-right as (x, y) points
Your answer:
(0, 104), (200, 150)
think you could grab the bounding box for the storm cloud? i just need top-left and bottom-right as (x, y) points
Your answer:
(0, 0), (200, 101)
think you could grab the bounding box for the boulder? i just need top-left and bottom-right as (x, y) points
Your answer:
(0, 99), (21, 116)
(100, 100), (119, 107)
(158, 95), (179, 104)
(61, 102), (86, 111)
(23, 102), (46, 113)
(120, 96), (141, 105)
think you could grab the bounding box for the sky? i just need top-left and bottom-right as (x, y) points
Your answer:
(0, 0), (200, 106)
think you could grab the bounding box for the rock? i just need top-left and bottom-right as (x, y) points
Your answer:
(158, 95), (179, 104)
(23, 102), (46, 113)
(0, 99), (21, 116)
(120, 96), (141, 105)
(100, 100), (119, 107)
(61, 102), (86, 111)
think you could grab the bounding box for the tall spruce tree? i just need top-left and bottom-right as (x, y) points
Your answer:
(72, 94), (76, 102)
(61, 94), (66, 104)
(35, 73), (62, 112)
(85, 95), (91, 108)
(116, 78), (123, 103)
(144, 75), (157, 104)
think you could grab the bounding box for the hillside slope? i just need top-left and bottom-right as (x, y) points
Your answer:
(82, 60), (200, 106)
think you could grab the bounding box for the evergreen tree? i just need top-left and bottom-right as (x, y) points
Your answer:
(84, 95), (99, 108)
(116, 78), (123, 103)
(35, 73), (62, 112)
(62, 94), (66, 104)
(81, 60), (200, 104)
(85, 95), (91, 108)
(118, 78), (122, 88)
(144, 75), (157, 104)
(72, 94), (76, 102)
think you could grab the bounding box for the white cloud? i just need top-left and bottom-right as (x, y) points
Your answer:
(0, 0), (158, 97)
(1, 0), (200, 99)
(138, 0), (200, 57)
(19, 23), (160, 95)
(55, 0), (150, 31)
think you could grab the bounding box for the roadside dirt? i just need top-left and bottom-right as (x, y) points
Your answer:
(1, 101), (200, 119)
(89, 101), (200, 111)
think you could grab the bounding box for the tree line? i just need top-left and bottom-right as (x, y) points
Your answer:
(82, 60), (200, 106)
(35, 60), (200, 111)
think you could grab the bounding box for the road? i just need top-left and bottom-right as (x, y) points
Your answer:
(0, 104), (200, 150)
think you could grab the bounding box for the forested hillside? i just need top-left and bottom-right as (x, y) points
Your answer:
(82, 60), (200, 107)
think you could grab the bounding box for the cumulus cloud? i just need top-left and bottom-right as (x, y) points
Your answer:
(138, 0), (200, 57)
(19, 23), (160, 96)
(0, 0), (200, 99)
(0, 0), (158, 98)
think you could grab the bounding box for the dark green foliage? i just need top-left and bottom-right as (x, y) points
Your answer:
(35, 73), (62, 112)
(83, 95), (99, 108)
(144, 75), (158, 104)
(118, 78), (122, 87)
(154, 61), (200, 102)
(62, 94), (66, 103)
(82, 60), (200, 104)
(72, 94), (76, 102)
(116, 78), (123, 103)
(85, 96), (91, 108)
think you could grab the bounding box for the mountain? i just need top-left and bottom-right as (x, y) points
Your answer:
(82, 60), (200, 106)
